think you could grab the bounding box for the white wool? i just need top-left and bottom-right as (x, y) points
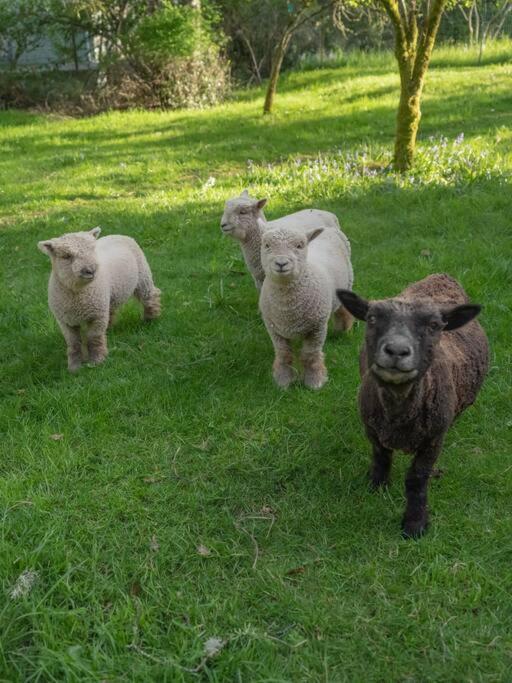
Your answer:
(220, 191), (351, 290)
(38, 228), (161, 372)
(258, 224), (354, 390)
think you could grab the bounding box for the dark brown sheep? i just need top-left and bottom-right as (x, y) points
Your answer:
(337, 273), (489, 538)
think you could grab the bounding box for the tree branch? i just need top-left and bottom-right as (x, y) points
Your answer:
(377, 0), (412, 74)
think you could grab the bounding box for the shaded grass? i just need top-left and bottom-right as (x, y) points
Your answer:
(0, 46), (511, 681)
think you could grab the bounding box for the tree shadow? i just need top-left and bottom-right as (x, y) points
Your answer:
(1, 90), (509, 216)
(0, 110), (47, 127)
(2, 170), (508, 392)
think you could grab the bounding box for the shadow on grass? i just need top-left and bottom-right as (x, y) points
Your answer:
(2, 171), (509, 396)
(0, 110), (48, 127)
(0, 94), (510, 218)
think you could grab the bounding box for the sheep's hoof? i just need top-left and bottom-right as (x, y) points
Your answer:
(68, 360), (82, 373)
(143, 289), (161, 320)
(369, 476), (389, 491)
(401, 516), (429, 539)
(273, 365), (295, 389)
(88, 358), (107, 367)
(303, 371), (328, 390)
(88, 353), (107, 367)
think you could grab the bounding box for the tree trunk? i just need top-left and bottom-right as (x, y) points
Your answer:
(394, 73), (423, 172)
(380, 0), (447, 171)
(263, 32), (291, 115)
(71, 30), (79, 72)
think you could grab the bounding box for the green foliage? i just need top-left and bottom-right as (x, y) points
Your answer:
(0, 50), (511, 680)
(0, 0), (51, 67)
(134, 3), (211, 63)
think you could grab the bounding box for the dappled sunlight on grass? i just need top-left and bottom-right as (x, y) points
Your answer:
(237, 135), (510, 204)
(0, 47), (511, 681)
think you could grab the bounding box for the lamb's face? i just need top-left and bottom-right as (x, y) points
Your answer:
(38, 227), (101, 289)
(336, 290), (482, 386)
(261, 227), (309, 281)
(220, 192), (266, 242)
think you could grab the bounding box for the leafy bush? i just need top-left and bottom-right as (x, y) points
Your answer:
(134, 4), (207, 62)
(0, 0), (229, 112)
(0, 68), (94, 111)
(126, 2), (230, 109)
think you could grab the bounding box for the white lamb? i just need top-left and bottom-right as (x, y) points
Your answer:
(259, 225), (353, 390)
(38, 227), (161, 372)
(220, 190), (350, 290)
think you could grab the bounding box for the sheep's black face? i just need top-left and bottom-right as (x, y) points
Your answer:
(336, 289), (482, 387)
(363, 301), (445, 385)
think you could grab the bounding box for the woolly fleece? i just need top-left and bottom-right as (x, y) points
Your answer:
(38, 228), (161, 372)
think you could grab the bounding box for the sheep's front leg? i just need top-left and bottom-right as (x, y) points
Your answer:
(301, 325), (328, 390)
(369, 440), (393, 490)
(269, 331), (294, 388)
(86, 319), (109, 366)
(59, 322), (83, 373)
(402, 439), (443, 539)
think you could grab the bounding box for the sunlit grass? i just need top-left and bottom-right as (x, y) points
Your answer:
(0, 45), (511, 681)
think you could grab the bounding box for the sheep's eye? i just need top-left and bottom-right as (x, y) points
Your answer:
(429, 321), (440, 332)
(61, 253), (72, 260)
(296, 243), (304, 249)
(367, 314), (377, 325)
(264, 243), (270, 249)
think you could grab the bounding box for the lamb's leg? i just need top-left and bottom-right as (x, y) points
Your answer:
(142, 287), (161, 321)
(133, 258), (161, 321)
(108, 307), (117, 329)
(402, 439), (443, 539)
(301, 326), (328, 390)
(59, 322), (83, 373)
(86, 320), (109, 366)
(332, 305), (354, 333)
(369, 440), (393, 490)
(269, 331), (294, 389)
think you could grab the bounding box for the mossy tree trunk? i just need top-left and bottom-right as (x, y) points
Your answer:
(378, 0), (448, 172)
(263, 31), (293, 114)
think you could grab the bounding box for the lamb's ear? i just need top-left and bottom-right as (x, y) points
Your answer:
(89, 227), (101, 238)
(336, 290), (369, 321)
(306, 227), (324, 243)
(256, 198), (267, 210)
(240, 189), (249, 198)
(441, 304), (481, 331)
(38, 240), (54, 256)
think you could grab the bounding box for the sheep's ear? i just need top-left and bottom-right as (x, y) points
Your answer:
(90, 227), (101, 238)
(240, 189), (249, 198)
(306, 227), (324, 243)
(38, 240), (55, 256)
(336, 290), (369, 321)
(441, 304), (481, 331)
(256, 198), (267, 210)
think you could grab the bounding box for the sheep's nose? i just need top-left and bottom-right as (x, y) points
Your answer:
(81, 266), (96, 277)
(275, 260), (289, 270)
(383, 340), (412, 358)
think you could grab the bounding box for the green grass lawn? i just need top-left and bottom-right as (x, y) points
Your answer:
(1, 45), (511, 681)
